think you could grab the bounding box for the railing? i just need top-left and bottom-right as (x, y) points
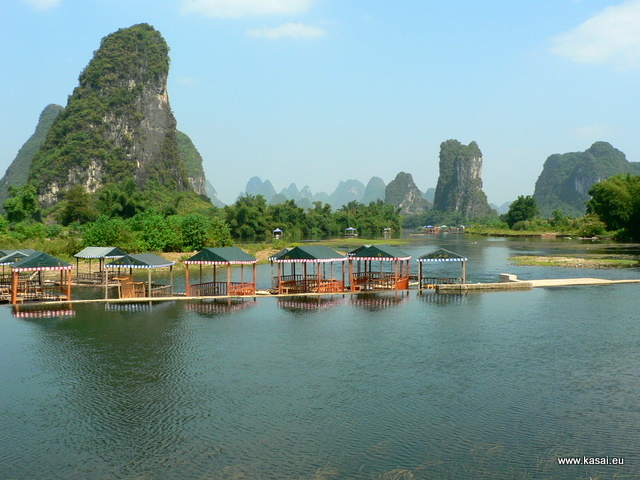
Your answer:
(75, 271), (120, 284)
(149, 285), (172, 297)
(350, 272), (410, 291)
(190, 281), (255, 297)
(228, 282), (255, 296)
(420, 277), (463, 289)
(272, 274), (318, 289)
(275, 275), (346, 294)
(316, 279), (344, 293)
(13, 284), (69, 302)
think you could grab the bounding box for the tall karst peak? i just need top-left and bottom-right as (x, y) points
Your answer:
(29, 23), (191, 207)
(385, 172), (427, 214)
(533, 141), (640, 217)
(433, 139), (491, 218)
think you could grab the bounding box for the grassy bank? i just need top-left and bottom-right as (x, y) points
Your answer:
(509, 255), (639, 269)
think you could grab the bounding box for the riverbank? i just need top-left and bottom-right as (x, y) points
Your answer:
(509, 255), (639, 269)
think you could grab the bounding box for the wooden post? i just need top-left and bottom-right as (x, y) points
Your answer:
(277, 261), (282, 294)
(418, 261), (423, 290)
(148, 269), (152, 298)
(67, 269), (72, 300)
(462, 260), (466, 284)
(226, 264), (231, 296)
(394, 260), (398, 290)
(185, 265), (191, 296)
(303, 262), (308, 292)
(11, 270), (18, 304)
(170, 265), (173, 296)
(252, 263), (257, 295)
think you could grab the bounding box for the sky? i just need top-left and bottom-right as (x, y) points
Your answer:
(2, 0), (640, 207)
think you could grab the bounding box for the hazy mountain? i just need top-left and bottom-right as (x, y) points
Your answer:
(360, 176), (386, 205)
(245, 176), (277, 201)
(0, 104), (64, 208)
(533, 141), (640, 217)
(329, 179), (366, 210)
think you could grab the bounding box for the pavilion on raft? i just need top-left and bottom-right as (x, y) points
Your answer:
(270, 245), (346, 294)
(105, 253), (174, 299)
(0, 250), (34, 283)
(183, 247), (257, 297)
(5, 251), (73, 304)
(417, 248), (467, 289)
(347, 244), (411, 291)
(73, 246), (126, 284)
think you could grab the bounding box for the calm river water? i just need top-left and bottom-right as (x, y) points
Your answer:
(2, 235), (640, 479)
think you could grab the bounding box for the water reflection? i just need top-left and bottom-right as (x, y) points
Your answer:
(277, 295), (345, 313)
(417, 290), (474, 306)
(185, 298), (256, 317)
(11, 302), (202, 479)
(104, 300), (176, 313)
(349, 291), (410, 311)
(12, 305), (76, 318)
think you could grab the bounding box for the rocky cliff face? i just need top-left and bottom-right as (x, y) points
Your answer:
(385, 172), (428, 214)
(29, 24), (191, 207)
(176, 131), (208, 196)
(433, 139), (491, 218)
(0, 104), (63, 208)
(533, 141), (640, 217)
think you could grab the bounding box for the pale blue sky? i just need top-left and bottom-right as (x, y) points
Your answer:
(2, 0), (640, 206)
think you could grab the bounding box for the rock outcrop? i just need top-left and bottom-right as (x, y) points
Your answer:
(385, 172), (428, 214)
(29, 24), (192, 207)
(433, 139), (491, 218)
(533, 141), (640, 217)
(0, 104), (63, 208)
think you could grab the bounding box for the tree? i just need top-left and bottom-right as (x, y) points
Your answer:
(3, 184), (40, 223)
(586, 174), (640, 239)
(56, 185), (98, 225)
(502, 195), (538, 228)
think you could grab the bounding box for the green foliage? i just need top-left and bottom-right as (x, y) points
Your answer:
(223, 196), (401, 240)
(81, 215), (139, 250)
(224, 194), (269, 239)
(575, 213), (608, 238)
(533, 142), (639, 217)
(56, 185), (99, 225)
(587, 173), (640, 240)
(96, 180), (146, 218)
(0, 104), (64, 209)
(502, 195), (539, 228)
(3, 185), (41, 223)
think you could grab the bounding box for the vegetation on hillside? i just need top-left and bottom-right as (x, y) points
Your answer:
(533, 142), (640, 217)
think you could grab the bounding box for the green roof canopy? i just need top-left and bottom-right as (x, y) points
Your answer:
(417, 248), (467, 262)
(270, 245), (346, 263)
(347, 244), (411, 260)
(0, 251), (31, 266)
(105, 253), (174, 269)
(11, 251), (73, 271)
(74, 246), (127, 259)
(184, 247), (256, 265)
(268, 247), (293, 262)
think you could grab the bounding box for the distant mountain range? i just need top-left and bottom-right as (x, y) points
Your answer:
(243, 176), (388, 211)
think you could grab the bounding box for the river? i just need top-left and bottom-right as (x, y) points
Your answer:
(1, 235), (639, 479)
